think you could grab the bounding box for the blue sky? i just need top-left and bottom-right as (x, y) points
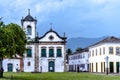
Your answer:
(0, 0), (120, 39)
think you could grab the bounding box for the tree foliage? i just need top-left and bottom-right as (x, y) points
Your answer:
(0, 23), (26, 58)
(0, 22), (26, 78)
(66, 48), (72, 55)
(66, 48), (72, 63)
(76, 47), (83, 52)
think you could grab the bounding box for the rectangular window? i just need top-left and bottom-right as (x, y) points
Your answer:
(100, 48), (101, 55)
(92, 50), (94, 56)
(27, 49), (32, 57)
(83, 54), (85, 58)
(103, 47), (105, 54)
(57, 49), (62, 57)
(41, 49), (46, 57)
(49, 49), (54, 57)
(28, 62), (31, 66)
(90, 51), (91, 57)
(96, 49), (97, 56)
(109, 47), (113, 54)
(116, 47), (120, 54)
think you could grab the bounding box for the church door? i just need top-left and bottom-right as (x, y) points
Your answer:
(8, 63), (13, 72)
(49, 61), (55, 72)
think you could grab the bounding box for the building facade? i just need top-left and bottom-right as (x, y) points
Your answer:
(68, 49), (89, 72)
(3, 10), (67, 72)
(89, 36), (120, 73)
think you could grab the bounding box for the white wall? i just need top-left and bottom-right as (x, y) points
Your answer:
(69, 52), (89, 71)
(39, 45), (65, 72)
(3, 59), (20, 72)
(23, 45), (35, 72)
(89, 43), (120, 73)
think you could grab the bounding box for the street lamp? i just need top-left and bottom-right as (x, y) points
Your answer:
(105, 56), (109, 75)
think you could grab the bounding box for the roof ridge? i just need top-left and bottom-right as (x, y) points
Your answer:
(89, 36), (120, 47)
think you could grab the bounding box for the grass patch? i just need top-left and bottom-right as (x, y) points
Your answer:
(0, 72), (120, 80)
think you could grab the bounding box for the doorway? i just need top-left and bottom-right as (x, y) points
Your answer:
(8, 63), (13, 72)
(48, 61), (55, 72)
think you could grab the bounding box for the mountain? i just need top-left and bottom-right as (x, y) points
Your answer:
(67, 36), (106, 52)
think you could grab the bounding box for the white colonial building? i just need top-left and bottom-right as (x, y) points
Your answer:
(3, 10), (67, 72)
(89, 36), (120, 73)
(68, 49), (89, 72)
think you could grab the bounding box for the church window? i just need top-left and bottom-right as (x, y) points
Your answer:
(109, 47), (113, 54)
(27, 49), (32, 57)
(57, 48), (62, 57)
(49, 48), (54, 57)
(28, 62), (31, 66)
(27, 37), (31, 39)
(27, 25), (32, 35)
(49, 35), (54, 40)
(41, 48), (46, 57)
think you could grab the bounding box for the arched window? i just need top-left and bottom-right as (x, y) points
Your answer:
(27, 25), (32, 35)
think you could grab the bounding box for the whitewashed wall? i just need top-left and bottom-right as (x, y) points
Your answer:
(3, 59), (20, 72)
(23, 45), (35, 72)
(39, 45), (65, 72)
(89, 43), (120, 73)
(69, 52), (89, 71)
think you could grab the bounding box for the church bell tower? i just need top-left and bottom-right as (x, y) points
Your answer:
(21, 9), (37, 41)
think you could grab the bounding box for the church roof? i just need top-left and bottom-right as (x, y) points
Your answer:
(21, 9), (36, 21)
(38, 28), (67, 40)
(89, 36), (120, 47)
(23, 14), (36, 21)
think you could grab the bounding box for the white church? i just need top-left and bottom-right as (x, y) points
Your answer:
(3, 10), (67, 72)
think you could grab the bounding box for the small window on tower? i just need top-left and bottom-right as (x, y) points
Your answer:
(27, 25), (32, 35)
(28, 37), (31, 39)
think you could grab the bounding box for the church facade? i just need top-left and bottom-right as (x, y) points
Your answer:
(3, 11), (67, 72)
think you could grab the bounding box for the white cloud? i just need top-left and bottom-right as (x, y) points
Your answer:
(0, 0), (79, 22)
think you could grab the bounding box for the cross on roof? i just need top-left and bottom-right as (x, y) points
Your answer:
(50, 22), (53, 29)
(28, 9), (30, 15)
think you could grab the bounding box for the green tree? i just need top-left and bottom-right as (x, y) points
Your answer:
(76, 47), (83, 52)
(66, 48), (72, 63)
(0, 23), (26, 78)
(66, 48), (72, 55)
